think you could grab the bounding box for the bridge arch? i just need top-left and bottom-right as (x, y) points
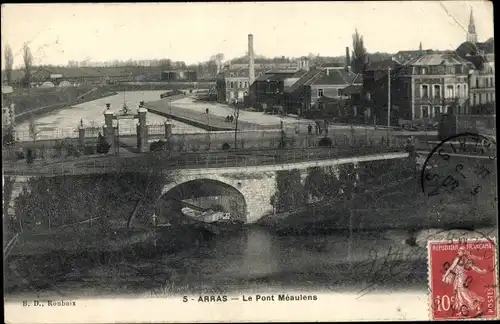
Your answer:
(160, 176), (248, 222)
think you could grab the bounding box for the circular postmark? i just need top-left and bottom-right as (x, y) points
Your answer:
(420, 132), (497, 227)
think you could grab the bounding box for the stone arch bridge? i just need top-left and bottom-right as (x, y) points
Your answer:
(160, 152), (409, 223)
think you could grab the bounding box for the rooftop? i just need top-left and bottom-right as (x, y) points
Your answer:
(284, 68), (324, 93)
(365, 58), (401, 71)
(404, 53), (471, 66)
(311, 69), (357, 86)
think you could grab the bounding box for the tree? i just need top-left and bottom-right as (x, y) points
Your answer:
(22, 43), (33, 87)
(351, 29), (367, 74)
(4, 44), (14, 85)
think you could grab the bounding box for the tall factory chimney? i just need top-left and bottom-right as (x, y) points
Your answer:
(248, 34), (255, 86)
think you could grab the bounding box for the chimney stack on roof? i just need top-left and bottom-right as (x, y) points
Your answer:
(248, 34), (255, 86)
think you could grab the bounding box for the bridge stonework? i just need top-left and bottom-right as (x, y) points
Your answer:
(161, 170), (277, 223)
(160, 152), (409, 223)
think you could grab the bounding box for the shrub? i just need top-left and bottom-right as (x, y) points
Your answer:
(97, 135), (111, 154)
(26, 149), (35, 164)
(222, 143), (230, 150)
(16, 150), (25, 160)
(83, 145), (96, 155)
(318, 137), (333, 147)
(150, 140), (166, 152)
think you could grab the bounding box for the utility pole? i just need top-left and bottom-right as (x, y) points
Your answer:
(387, 66), (391, 140)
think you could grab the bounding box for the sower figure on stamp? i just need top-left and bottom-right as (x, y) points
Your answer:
(442, 246), (488, 316)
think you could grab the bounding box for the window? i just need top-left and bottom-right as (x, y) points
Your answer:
(473, 94), (477, 105)
(446, 85), (454, 98)
(421, 106), (429, 118)
(230, 81), (234, 88)
(446, 66), (454, 74)
(318, 89), (324, 97)
(445, 106), (450, 114)
(433, 84), (441, 98)
(421, 68), (427, 75)
(455, 66), (463, 74)
(476, 78), (479, 88)
(490, 77), (494, 88)
(421, 85), (429, 98)
(244, 82), (248, 88)
(337, 89), (342, 97)
(462, 84), (467, 97)
(434, 106), (442, 118)
(456, 84), (461, 97)
(239, 82), (242, 88)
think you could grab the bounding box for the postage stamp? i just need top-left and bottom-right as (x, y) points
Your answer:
(428, 238), (499, 320)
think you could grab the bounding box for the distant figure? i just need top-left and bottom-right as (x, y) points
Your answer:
(308, 124), (312, 135)
(206, 108), (209, 114)
(230, 115), (234, 123)
(315, 125), (319, 134)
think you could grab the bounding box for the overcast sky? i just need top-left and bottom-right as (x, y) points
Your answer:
(1, 1), (494, 68)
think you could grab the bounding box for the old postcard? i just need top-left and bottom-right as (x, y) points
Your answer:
(2, 1), (498, 322)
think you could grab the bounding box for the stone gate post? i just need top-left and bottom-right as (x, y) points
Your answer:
(137, 107), (148, 152)
(103, 103), (115, 154)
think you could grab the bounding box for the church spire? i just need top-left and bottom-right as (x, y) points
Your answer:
(467, 7), (477, 43)
(419, 41), (423, 53)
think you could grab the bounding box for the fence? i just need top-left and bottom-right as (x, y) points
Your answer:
(3, 131), (411, 172)
(3, 146), (409, 177)
(455, 114), (496, 137)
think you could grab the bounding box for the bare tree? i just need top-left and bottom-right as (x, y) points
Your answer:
(22, 43), (33, 87)
(4, 44), (14, 85)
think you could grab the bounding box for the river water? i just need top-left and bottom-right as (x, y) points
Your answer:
(7, 223), (465, 299)
(15, 91), (205, 141)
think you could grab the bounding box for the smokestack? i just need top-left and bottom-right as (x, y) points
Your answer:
(345, 47), (351, 71)
(248, 34), (255, 86)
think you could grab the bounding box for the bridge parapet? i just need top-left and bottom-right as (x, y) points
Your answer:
(3, 147), (409, 177)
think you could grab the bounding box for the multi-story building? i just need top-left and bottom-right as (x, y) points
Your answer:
(215, 34), (311, 104)
(249, 69), (304, 109)
(394, 42), (435, 64)
(363, 53), (474, 124)
(456, 9), (495, 115)
(468, 54), (495, 113)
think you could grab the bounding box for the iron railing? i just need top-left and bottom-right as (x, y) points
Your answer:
(3, 147), (408, 177)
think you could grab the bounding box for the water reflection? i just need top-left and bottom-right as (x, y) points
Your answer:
(5, 225), (433, 298)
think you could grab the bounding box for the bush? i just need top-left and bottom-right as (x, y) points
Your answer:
(150, 140), (166, 152)
(3, 128), (15, 146)
(96, 135), (111, 154)
(318, 137), (333, 147)
(16, 150), (25, 160)
(222, 143), (231, 150)
(26, 149), (35, 164)
(83, 145), (96, 155)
